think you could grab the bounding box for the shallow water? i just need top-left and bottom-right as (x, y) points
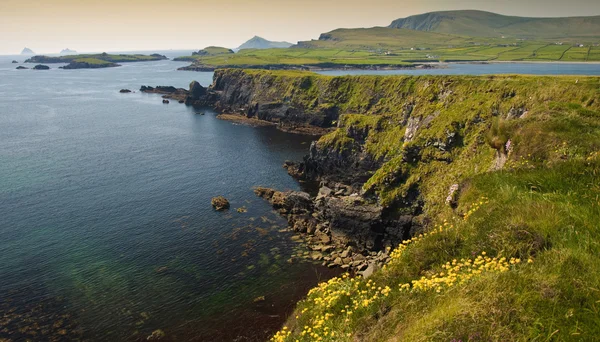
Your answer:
(0, 54), (337, 341)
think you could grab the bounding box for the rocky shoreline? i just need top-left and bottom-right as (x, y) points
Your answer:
(253, 185), (403, 277)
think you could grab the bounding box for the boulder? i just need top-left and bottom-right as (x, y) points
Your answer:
(119, 89), (132, 93)
(211, 196), (230, 211)
(360, 263), (379, 279)
(162, 99), (170, 104)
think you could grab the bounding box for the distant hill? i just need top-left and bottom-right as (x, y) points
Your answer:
(192, 46), (234, 56)
(297, 27), (483, 50)
(237, 36), (293, 50)
(388, 10), (600, 41)
(21, 48), (35, 55)
(60, 48), (77, 55)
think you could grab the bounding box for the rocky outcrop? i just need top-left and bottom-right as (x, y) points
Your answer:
(32, 64), (49, 70)
(210, 69), (340, 133)
(211, 196), (230, 211)
(119, 89), (132, 93)
(254, 186), (399, 273)
(140, 81), (219, 107)
(16, 66), (28, 70)
(11, 60), (18, 63)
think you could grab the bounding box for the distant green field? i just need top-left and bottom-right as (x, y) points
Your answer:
(561, 47), (590, 61)
(177, 28), (600, 69)
(495, 44), (548, 60)
(526, 45), (571, 60)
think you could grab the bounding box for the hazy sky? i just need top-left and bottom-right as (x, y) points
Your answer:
(1, 0), (599, 55)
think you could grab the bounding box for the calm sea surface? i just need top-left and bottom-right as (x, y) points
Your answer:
(318, 62), (600, 76)
(1, 53), (599, 341)
(0, 53), (337, 341)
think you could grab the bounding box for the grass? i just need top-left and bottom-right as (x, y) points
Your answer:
(220, 70), (600, 341)
(177, 28), (600, 69)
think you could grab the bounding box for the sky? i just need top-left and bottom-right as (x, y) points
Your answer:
(1, 0), (599, 55)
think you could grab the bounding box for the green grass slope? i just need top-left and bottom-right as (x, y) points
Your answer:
(228, 70), (600, 341)
(389, 10), (600, 41)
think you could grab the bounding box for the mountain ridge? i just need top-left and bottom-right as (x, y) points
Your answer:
(389, 10), (600, 40)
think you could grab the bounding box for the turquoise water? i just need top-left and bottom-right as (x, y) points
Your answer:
(0, 54), (337, 341)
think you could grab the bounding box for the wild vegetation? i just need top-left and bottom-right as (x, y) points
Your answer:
(217, 70), (600, 341)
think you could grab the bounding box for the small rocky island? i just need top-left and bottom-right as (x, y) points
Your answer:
(16, 66), (28, 70)
(32, 65), (50, 70)
(11, 60), (18, 63)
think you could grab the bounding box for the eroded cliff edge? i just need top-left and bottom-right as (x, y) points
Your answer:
(206, 69), (600, 261)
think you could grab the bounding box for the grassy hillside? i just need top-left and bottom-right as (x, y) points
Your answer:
(220, 70), (600, 341)
(389, 10), (600, 42)
(178, 26), (600, 70)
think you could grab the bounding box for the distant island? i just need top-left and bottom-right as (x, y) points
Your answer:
(60, 48), (77, 55)
(24, 53), (167, 69)
(21, 48), (35, 55)
(236, 36), (293, 50)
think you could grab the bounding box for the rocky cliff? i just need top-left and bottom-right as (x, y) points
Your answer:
(210, 69), (600, 253)
(224, 70), (600, 341)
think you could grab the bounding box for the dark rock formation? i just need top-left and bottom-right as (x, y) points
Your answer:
(254, 186), (397, 273)
(211, 196), (230, 211)
(162, 99), (170, 104)
(11, 60), (18, 63)
(210, 69), (339, 133)
(119, 89), (132, 93)
(16, 66), (28, 70)
(32, 64), (50, 70)
(140, 81), (219, 107)
(189, 81), (207, 98)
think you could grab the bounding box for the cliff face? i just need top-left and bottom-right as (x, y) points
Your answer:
(210, 69), (600, 249)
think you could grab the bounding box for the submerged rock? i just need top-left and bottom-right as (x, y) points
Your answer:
(120, 89), (132, 93)
(147, 329), (165, 340)
(211, 196), (230, 211)
(16, 66), (28, 70)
